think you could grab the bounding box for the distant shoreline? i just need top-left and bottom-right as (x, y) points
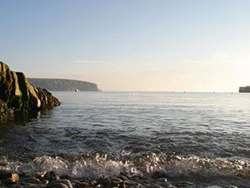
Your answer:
(28, 78), (100, 92)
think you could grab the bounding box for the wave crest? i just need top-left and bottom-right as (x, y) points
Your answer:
(1, 153), (250, 180)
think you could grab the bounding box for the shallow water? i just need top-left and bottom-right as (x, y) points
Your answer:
(1, 92), (250, 187)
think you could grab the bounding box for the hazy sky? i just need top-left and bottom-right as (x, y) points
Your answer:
(1, 0), (250, 92)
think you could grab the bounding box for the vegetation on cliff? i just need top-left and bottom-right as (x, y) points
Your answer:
(28, 78), (99, 91)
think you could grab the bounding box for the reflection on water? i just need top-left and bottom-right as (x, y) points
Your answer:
(1, 92), (250, 158)
(1, 92), (250, 186)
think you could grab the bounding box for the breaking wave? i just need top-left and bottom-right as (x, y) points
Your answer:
(1, 153), (250, 180)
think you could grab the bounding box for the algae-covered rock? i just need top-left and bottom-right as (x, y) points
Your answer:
(0, 99), (8, 121)
(0, 61), (60, 121)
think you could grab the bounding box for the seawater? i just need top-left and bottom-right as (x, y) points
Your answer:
(1, 92), (250, 187)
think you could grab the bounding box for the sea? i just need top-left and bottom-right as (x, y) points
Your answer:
(1, 92), (250, 187)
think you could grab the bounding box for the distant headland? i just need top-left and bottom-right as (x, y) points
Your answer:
(239, 86), (250, 93)
(28, 78), (100, 92)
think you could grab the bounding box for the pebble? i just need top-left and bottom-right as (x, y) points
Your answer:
(41, 179), (50, 185)
(52, 179), (72, 188)
(98, 177), (111, 185)
(158, 181), (175, 188)
(75, 181), (92, 187)
(44, 171), (60, 181)
(166, 185), (177, 188)
(94, 184), (104, 188)
(111, 177), (123, 186)
(118, 182), (126, 188)
(174, 181), (194, 187)
(152, 169), (168, 178)
(175, 156), (182, 160)
(45, 183), (68, 188)
(22, 183), (42, 188)
(35, 172), (45, 180)
(0, 169), (239, 188)
(124, 179), (138, 186)
(0, 170), (12, 179)
(11, 173), (20, 183)
(0, 170), (19, 184)
(22, 177), (40, 184)
(145, 185), (162, 188)
(119, 175), (128, 180)
(157, 178), (167, 182)
(4, 173), (20, 184)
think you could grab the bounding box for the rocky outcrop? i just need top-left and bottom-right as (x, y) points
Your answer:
(0, 62), (60, 121)
(239, 86), (250, 93)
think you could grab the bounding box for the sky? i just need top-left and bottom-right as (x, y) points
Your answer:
(1, 0), (250, 92)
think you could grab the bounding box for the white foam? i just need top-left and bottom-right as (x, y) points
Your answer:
(1, 154), (250, 179)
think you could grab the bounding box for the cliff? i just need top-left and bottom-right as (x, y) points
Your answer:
(28, 78), (99, 91)
(0, 62), (60, 121)
(239, 86), (250, 93)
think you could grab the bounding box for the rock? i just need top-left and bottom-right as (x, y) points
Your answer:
(152, 169), (169, 178)
(4, 173), (19, 184)
(145, 185), (162, 188)
(118, 182), (126, 188)
(22, 177), (40, 184)
(0, 171), (19, 184)
(52, 179), (73, 188)
(0, 170), (12, 179)
(21, 183), (42, 188)
(166, 185), (177, 188)
(41, 179), (50, 185)
(34, 171), (45, 180)
(9, 173), (19, 183)
(94, 184), (104, 188)
(174, 181), (194, 187)
(123, 179), (138, 186)
(75, 181), (92, 187)
(45, 183), (68, 188)
(44, 171), (60, 181)
(118, 175), (128, 180)
(0, 99), (8, 120)
(0, 61), (60, 121)
(158, 182), (176, 188)
(59, 175), (71, 180)
(157, 178), (167, 182)
(111, 177), (123, 186)
(98, 177), (111, 186)
(36, 87), (60, 109)
(239, 86), (250, 93)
